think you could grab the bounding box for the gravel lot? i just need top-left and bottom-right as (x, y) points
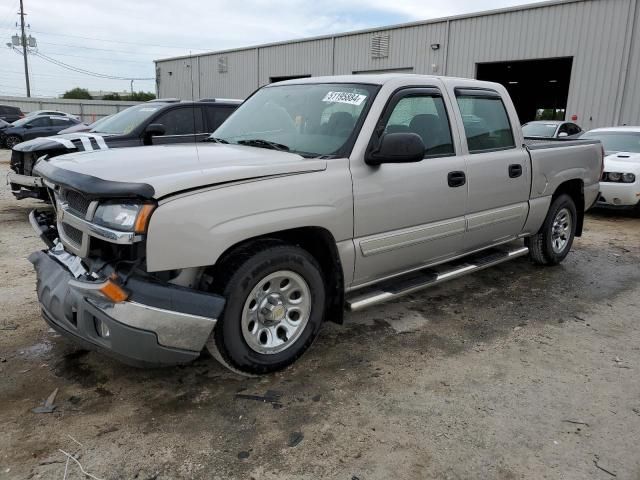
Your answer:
(1, 149), (639, 480)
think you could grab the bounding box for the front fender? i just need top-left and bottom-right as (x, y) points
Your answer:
(145, 160), (353, 272)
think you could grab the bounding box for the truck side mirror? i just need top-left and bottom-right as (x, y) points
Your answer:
(144, 123), (166, 144)
(365, 132), (425, 166)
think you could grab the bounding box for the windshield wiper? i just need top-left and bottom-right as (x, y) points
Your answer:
(207, 137), (229, 144)
(237, 139), (290, 151)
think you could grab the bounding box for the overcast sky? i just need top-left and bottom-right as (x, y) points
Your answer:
(0, 0), (534, 98)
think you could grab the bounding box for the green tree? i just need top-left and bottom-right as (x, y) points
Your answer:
(102, 93), (122, 101)
(125, 91), (156, 101)
(62, 87), (92, 100)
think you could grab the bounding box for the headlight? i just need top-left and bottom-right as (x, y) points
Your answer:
(603, 172), (636, 183)
(93, 202), (155, 233)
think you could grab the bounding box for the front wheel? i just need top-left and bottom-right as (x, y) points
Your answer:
(207, 243), (326, 375)
(527, 194), (577, 265)
(4, 135), (22, 149)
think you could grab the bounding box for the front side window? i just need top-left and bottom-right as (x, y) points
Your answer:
(567, 124), (581, 135)
(28, 117), (50, 127)
(153, 107), (203, 135)
(212, 83), (378, 157)
(456, 93), (515, 153)
(383, 94), (454, 157)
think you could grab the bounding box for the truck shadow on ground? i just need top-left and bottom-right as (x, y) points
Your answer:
(39, 234), (640, 412)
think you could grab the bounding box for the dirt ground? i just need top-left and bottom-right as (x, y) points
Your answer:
(0, 150), (639, 480)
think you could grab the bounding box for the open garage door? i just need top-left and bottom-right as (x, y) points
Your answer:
(476, 57), (573, 124)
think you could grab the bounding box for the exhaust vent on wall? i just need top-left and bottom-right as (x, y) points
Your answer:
(370, 34), (390, 59)
(218, 56), (228, 73)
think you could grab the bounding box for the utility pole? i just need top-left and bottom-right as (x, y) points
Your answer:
(19, 0), (30, 97)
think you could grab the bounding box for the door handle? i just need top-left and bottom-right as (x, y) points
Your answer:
(509, 164), (523, 178)
(447, 171), (466, 188)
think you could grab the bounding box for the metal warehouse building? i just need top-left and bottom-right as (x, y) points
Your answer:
(155, 0), (640, 129)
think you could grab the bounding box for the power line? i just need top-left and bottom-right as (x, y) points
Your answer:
(37, 50), (153, 64)
(30, 29), (209, 51)
(36, 40), (163, 56)
(32, 50), (155, 80)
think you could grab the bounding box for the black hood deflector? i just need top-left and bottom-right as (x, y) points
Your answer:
(34, 159), (155, 200)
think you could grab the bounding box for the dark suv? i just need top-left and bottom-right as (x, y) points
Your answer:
(8, 98), (242, 200)
(0, 104), (24, 123)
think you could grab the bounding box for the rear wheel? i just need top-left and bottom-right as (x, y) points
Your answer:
(527, 194), (577, 265)
(5, 135), (22, 149)
(207, 243), (326, 375)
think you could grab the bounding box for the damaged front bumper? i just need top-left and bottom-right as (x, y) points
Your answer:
(7, 172), (46, 200)
(28, 214), (225, 367)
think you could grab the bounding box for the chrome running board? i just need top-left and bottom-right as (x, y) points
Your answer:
(346, 244), (530, 311)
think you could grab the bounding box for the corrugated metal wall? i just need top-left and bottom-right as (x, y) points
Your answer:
(259, 39), (333, 84)
(199, 49), (258, 99)
(445, 0), (634, 129)
(619, 0), (640, 125)
(0, 96), (140, 122)
(155, 0), (640, 128)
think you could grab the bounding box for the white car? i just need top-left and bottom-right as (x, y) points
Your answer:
(26, 110), (80, 121)
(582, 126), (640, 212)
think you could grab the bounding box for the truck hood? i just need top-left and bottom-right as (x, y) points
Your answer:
(604, 152), (640, 172)
(39, 143), (327, 198)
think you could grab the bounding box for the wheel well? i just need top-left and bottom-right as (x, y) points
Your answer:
(553, 179), (585, 236)
(212, 227), (345, 324)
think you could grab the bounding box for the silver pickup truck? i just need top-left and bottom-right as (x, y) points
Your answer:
(28, 74), (602, 374)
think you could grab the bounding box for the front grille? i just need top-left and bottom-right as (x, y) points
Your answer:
(62, 223), (83, 246)
(65, 190), (91, 217)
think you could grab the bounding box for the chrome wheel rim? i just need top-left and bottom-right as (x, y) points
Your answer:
(241, 270), (311, 355)
(551, 207), (572, 254)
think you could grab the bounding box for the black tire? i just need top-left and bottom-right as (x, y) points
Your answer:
(4, 135), (22, 149)
(207, 242), (326, 375)
(527, 194), (577, 266)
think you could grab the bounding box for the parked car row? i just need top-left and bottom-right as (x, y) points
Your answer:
(7, 98), (242, 199)
(521, 120), (639, 212)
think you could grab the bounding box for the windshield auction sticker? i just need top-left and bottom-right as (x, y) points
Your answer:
(322, 91), (367, 105)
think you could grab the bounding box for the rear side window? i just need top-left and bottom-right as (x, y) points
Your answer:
(383, 93), (454, 157)
(456, 92), (515, 153)
(204, 106), (235, 132)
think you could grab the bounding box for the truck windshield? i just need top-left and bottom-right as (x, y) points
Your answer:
(90, 103), (165, 135)
(581, 131), (640, 154)
(211, 83), (378, 157)
(522, 123), (558, 137)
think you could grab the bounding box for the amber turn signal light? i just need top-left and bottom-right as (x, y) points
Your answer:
(99, 279), (129, 303)
(134, 204), (156, 234)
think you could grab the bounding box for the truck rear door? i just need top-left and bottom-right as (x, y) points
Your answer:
(351, 86), (467, 286)
(451, 88), (531, 251)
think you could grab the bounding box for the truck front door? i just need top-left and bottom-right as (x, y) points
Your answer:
(351, 87), (468, 286)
